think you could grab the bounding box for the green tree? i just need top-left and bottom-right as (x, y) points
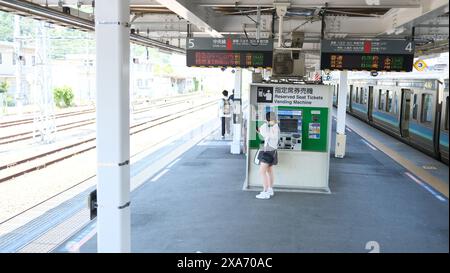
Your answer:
(153, 64), (162, 75)
(0, 12), (37, 45)
(162, 64), (174, 75)
(0, 81), (9, 113)
(21, 16), (37, 48)
(53, 86), (74, 107)
(193, 77), (199, 91)
(0, 81), (8, 94)
(49, 26), (93, 59)
(0, 12), (13, 42)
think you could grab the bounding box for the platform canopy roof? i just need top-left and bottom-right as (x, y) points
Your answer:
(0, 0), (448, 66)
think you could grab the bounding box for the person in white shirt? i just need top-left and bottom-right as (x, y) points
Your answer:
(255, 111), (280, 199)
(218, 90), (232, 138)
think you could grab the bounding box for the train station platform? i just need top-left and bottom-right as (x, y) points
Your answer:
(56, 113), (448, 253)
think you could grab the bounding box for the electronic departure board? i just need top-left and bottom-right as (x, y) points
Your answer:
(320, 39), (415, 72)
(186, 51), (273, 67)
(186, 37), (273, 68)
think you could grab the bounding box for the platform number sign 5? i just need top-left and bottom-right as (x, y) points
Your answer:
(188, 39), (195, 49)
(365, 241), (380, 253)
(405, 42), (413, 53)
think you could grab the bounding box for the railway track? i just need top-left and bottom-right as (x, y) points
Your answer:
(0, 94), (204, 145)
(0, 92), (202, 129)
(0, 99), (217, 184)
(0, 118), (95, 145)
(0, 108), (95, 129)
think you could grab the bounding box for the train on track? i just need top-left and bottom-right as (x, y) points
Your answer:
(330, 74), (449, 164)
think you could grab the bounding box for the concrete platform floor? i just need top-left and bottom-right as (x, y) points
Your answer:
(62, 119), (448, 253)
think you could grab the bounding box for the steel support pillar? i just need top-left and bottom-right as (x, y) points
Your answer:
(335, 71), (348, 158)
(95, 0), (131, 253)
(231, 69), (242, 154)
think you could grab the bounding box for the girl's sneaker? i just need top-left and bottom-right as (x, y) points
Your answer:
(256, 192), (270, 199)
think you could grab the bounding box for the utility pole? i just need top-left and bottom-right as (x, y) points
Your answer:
(14, 15), (24, 114)
(33, 21), (56, 144)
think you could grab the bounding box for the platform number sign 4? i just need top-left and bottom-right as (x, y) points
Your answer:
(405, 42), (413, 53)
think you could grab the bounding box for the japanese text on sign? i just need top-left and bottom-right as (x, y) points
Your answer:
(321, 39), (414, 54)
(273, 86), (324, 106)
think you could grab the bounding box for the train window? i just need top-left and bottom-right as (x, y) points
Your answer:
(363, 89), (368, 104)
(352, 87), (356, 102)
(412, 94), (418, 120)
(421, 94), (433, 124)
(378, 90), (382, 109)
(379, 89), (386, 111)
(334, 85), (339, 102)
(0, 53), (2, 64)
(392, 91), (398, 114)
(355, 87), (359, 103)
(347, 85), (353, 106)
(445, 96), (449, 131)
(359, 89), (364, 104)
(387, 90), (393, 112)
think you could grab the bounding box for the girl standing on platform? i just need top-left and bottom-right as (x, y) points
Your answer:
(256, 111), (280, 199)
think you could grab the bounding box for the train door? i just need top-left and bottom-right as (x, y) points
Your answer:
(368, 86), (374, 122)
(440, 93), (449, 163)
(348, 85), (353, 111)
(400, 89), (412, 138)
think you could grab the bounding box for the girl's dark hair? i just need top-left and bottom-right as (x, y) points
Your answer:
(266, 112), (276, 122)
(222, 90), (228, 97)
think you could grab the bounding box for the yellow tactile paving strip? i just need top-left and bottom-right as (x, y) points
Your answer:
(344, 120), (449, 198)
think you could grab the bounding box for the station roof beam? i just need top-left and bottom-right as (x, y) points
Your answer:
(154, 0), (422, 9)
(0, 0), (186, 53)
(380, 0), (449, 36)
(153, 0), (223, 38)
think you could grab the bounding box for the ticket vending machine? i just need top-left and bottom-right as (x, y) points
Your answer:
(277, 110), (302, 151)
(245, 83), (333, 193)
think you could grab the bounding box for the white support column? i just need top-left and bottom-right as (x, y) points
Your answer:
(335, 71), (348, 158)
(231, 69), (242, 154)
(95, 0), (131, 253)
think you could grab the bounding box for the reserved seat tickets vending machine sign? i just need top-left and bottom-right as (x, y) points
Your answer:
(245, 83), (333, 193)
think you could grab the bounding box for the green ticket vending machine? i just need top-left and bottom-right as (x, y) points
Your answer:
(244, 83), (333, 193)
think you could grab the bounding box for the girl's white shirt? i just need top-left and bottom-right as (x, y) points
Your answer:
(258, 123), (280, 150)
